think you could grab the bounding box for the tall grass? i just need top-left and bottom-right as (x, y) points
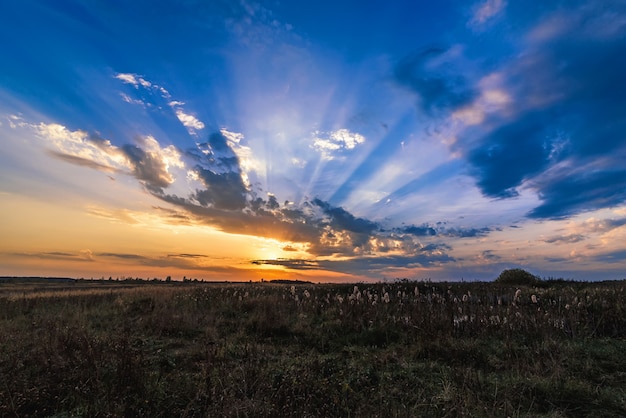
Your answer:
(1, 280), (625, 416)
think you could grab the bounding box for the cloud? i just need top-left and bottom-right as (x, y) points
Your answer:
(400, 224), (437, 237)
(470, 0), (505, 27)
(251, 258), (319, 270)
(46, 150), (118, 173)
(251, 245), (457, 275)
(527, 168), (626, 219)
(115, 73), (140, 85)
(10, 251), (95, 262)
(184, 131), (252, 210)
(393, 46), (476, 115)
(114, 72), (207, 137)
(97, 252), (147, 260)
(115, 72), (151, 88)
(11, 116), (187, 194)
(86, 206), (141, 225)
(590, 249), (626, 264)
(94, 251), (250, 274)
(120, 92), (146, 106)
(311, 128), (365, 160)
(578, 217), (626, 234)
(218, 128), (258, 185)
(444, 227), (493, 238)
(174, 108), (205, 132)
(312, 198), (377, 235)
(120, 144), (174, 193)
(154, 183), (455, 263)
(398, 224), (492, 238)
(112, 135), (184, 193)
(25, 122), (129, 172)
(479, 250), (501, 262)
(459, 4), (626, 219)
(150, 206), (194, 226)
(317, 250), (456, 276)
(542, 234), (587, 244)
(167, 253), (208, 259)
(467, 114), (552, 199)
(193, 167), (248, 210)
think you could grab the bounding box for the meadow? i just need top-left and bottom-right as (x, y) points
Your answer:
(1, 277), (625, 417)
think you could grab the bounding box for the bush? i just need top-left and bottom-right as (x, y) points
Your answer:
(495, 268), (543, 286)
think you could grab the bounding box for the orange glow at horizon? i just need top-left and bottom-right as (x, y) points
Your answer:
(0, 191), (362, 282)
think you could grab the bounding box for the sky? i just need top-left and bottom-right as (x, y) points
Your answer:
(1, 0), (626, 282)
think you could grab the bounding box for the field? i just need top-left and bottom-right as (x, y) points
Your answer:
(1, 278), (625, 417)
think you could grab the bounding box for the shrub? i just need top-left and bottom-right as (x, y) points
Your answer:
(495, 268), (543, 286)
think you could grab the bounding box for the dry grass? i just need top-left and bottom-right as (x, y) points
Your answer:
(1, 279), (625, 417)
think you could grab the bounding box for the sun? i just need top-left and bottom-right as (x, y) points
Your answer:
(254, 239), (309, 263)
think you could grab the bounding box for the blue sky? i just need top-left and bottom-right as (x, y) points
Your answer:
(1, 0), (626, 281)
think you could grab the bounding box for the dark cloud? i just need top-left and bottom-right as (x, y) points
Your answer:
(398, 224), (492, 238)
(312, 198), (378, 235)
(158, 192), (323, 245)
(155, 188), (458, 264)
(188, 132), (242, 172)
(97, 252), (147, 260)
(120, 144), (172, 193)
(462, 4), (626, 218)
(528, 168), (626, 219)
(591, 249), (626, 264)
(400, 224), (437, 236)
(251, 245), (456, 276)
(184, 131), (251, 211)
(318, 251), (456, 276)
(467, 114), (552, 199)
(193, 167), (248, 210)
(444, 226), (492, 238)
(251, 258), (319, 270)
(394, 47), (475, 114)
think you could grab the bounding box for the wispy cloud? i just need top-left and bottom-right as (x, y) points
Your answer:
(114, 72), (205, 136)
(470, 0), (505, 28)
(46, 150), (118, 173)
(120, 92), (146, 106)
(10, 250), (94, 262)
(542, 234), (587, 244)
(115, 73), (152, 88)
(174, 109), (205, 133)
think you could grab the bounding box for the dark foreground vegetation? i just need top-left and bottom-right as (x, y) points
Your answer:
(1, 277), (625, 417)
